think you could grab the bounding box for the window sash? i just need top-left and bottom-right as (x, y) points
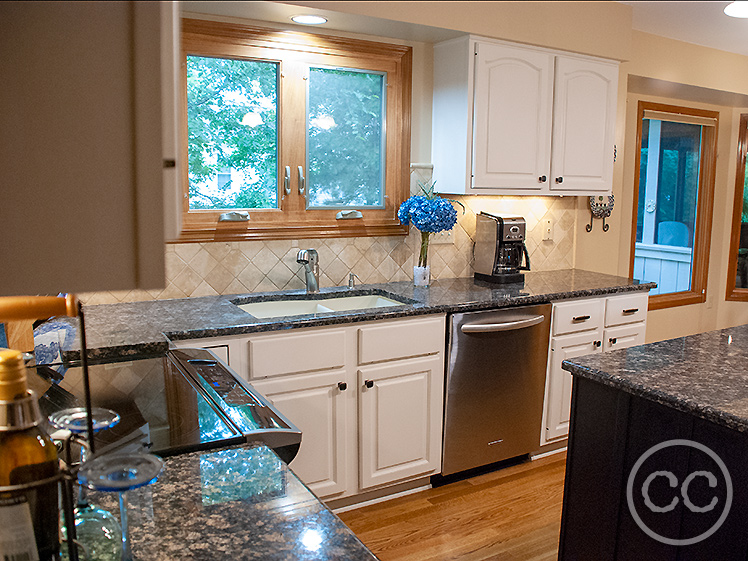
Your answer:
(177, 18), (411, 242)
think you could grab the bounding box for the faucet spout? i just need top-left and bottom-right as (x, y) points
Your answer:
(297, 249), (320, 293)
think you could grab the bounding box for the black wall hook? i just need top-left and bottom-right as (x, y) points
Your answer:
(587, 195), (614, 233)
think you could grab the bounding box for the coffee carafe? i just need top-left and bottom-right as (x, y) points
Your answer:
(473, 212), (530, 284)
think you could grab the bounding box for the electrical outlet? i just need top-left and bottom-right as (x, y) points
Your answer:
(543, 219), (553, 241)
(432, 229), (455, 245)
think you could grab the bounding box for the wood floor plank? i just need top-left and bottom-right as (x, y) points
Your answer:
(338, 452), (566, 560)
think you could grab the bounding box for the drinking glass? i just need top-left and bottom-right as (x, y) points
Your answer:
(49, 407), (123, 561)
(78, 452), (164, 561)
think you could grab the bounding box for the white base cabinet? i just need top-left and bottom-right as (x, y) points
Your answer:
(174, 315), (445, 500)
(358, 354), (444, 490)
(250, 370), (348, 497)
(542, 292), (648, 444)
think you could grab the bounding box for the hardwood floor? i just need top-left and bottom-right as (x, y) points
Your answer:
(338, 452), (566, 561)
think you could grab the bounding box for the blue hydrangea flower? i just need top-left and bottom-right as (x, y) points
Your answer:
(398, 195), (457, 233)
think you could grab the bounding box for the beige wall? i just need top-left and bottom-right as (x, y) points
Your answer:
(615, 32), (748, 342)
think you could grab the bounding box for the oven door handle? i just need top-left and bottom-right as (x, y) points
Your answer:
(461, 314), (545, 333)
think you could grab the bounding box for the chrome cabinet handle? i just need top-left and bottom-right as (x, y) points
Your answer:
(298, 165), (306, 196)
(572, 315), (591, 322)
(461, 314), (545, 333)
(622, 308), (639, 315)
(284, 166), (291, 195)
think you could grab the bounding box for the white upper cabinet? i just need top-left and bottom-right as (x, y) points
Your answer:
(432, 35), (618, 196)
(472, 42), (554, 191)
(549, 56), (618, 193)
(0, 1), (180, 296)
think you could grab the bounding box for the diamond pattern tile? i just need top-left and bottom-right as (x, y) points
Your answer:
(78, 167), (578, 304)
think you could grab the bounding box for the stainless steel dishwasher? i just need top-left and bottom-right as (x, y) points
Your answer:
(442, 303), (552, 476)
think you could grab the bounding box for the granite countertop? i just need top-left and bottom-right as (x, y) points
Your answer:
(88, 444), (377, 561)
(79, 269), (654, 361)
(562, 324), (748, 434)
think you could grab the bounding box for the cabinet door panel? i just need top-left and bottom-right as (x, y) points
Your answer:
(550, 56), (618, 193)
(547, 330), (602, 441)
(358, 355), (443, 490)
(251, 371), (348, 498)
(604, 323), (646, 352)
(472, 42), (553, 190)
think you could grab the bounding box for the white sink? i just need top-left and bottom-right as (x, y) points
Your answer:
(237, 294), (406, 319)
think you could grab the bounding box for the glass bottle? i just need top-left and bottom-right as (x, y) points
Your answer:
(0, 349), (60, 561)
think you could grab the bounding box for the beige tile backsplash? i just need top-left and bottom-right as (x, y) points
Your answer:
(80, 166), (576, 305)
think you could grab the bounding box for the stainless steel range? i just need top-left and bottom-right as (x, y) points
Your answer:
(29, 348), (301, 463)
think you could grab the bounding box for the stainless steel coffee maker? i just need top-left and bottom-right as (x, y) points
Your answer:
(473, 212), (530, 284)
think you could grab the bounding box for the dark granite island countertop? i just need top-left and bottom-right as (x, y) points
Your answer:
(78, 269), (654, 361)
(88, 444), (377, 561)
(562, 323), (748, 434)
(559, 324), (748, 559)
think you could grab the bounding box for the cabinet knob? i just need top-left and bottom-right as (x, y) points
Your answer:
(538, 175), (547, 183)
(364, 380), (374, 389)
(337, 382), (347, 391)
(555, 176), (564, 184)
(593, 340), (602, 348)
(609, 337), (617, 345)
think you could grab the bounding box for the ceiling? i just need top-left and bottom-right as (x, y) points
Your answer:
(182, 2), (748, 58)
(620, 1), (748, 57)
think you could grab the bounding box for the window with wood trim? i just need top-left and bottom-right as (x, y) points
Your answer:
(178, 19), (412, 242)
(726, 114), (748, 301)
(629, 101), (718, 311)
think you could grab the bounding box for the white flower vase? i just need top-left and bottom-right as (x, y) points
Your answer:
(413, 265), (431, 287)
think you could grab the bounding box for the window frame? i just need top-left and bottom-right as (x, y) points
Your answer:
(628, 101), (719, 311)
(177, 18), (412, 242)
(726, 113), (748, 302)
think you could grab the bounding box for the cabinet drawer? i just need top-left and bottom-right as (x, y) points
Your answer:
(358, 316), (445, 365)
(605, 293), (648, 327)
(604, 323), (646, 352)
(248, 329), (346, 379)
(552, 299), (604, 336)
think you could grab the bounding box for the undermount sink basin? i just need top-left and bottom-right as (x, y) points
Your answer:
(236, 294), (407, 319)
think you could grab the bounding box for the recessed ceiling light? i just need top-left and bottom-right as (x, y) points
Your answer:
(291, 14), (328, 25)
(725, 1), (748, 18)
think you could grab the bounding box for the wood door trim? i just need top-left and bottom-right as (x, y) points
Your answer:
(628, 101), (718, 311)
(726, 114), (748, 302)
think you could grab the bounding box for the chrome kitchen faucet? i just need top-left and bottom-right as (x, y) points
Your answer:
(297, 249), (320, 293)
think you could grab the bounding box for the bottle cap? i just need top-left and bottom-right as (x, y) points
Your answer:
(0, 349), (28, 401)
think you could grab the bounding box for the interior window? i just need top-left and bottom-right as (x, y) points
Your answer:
(726, 113), (748, 301)
(179, 19), (412, 242)
(629, 102), (718, 310)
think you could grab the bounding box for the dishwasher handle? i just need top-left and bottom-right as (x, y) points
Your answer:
(461, 314), (546, 333)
